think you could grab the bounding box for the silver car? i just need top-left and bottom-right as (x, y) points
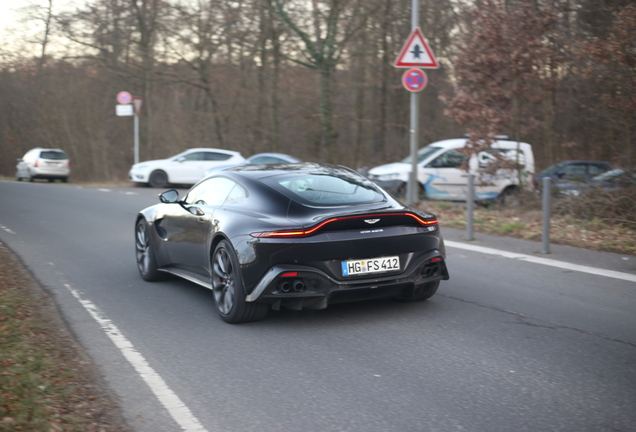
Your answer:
(16, 148), (70, 182)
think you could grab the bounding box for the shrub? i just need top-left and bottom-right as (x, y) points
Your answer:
(553, 186), (636, 228)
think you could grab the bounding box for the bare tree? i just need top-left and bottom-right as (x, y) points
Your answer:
(442, 0), (559, 166)
(270, 0), (378, 161)
(577, 3), (636, 166)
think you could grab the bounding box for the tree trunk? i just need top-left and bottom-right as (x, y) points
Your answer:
(318, 63), (337, 162)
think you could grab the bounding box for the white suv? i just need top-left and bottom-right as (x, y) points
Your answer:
(129, 148), (246, 188)
(368, 137), (535, 202)
(16, 148), (70, 182)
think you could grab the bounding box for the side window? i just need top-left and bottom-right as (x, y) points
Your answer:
(181, 152), (205, 161)
(588, 164), (606, 176)
(203, 152), (233, 161)
(563, 164), (586, 178)
(427, 150), (466, 168)
(224, 184), (248, 205)
(185, 177), (236, 206)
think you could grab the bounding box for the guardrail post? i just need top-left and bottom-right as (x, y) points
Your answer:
(542, 177), (551, 254)
(466, 173), (475, 240)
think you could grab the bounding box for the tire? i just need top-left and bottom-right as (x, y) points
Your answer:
(396, 280), (439, 302)
(15, 172), (22, 181)
(149, 170), (169, 188)
(62, 177), (68, 183)
(212, 240), (268, 324)
(135, 219), (167, 282)
(497, 187), (520, 207)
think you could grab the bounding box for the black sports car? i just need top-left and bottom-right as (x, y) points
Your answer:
(135, 163), (449, 323)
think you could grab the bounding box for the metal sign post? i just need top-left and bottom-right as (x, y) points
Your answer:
(394, 1), (438, 205)
(132, 97), (143, 165)
(409, 0), (419, 204)
(116, 92), (143, 165)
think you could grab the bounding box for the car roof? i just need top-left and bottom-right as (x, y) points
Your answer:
(30, 148), (66, 152)
(553, 160), (613, 165)
(248, 152), (298, 159)
(181, 148), (242, 155)
(426, 138), (531, 149)
(226, 162), (357, 180)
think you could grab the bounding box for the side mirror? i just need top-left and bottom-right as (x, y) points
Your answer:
(159, 189), (179, 203)
(16, 158), (23, 162)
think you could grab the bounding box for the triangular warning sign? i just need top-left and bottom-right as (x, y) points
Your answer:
(394, 27), (438, 69)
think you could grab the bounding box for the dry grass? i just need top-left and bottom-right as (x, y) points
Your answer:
(422, 189), (636, 255)
(0, 243), (129, 432)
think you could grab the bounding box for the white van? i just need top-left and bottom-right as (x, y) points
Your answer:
(367, 138), (535, 202)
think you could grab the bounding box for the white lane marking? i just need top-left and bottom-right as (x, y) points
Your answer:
(65, 284), (208, 432)
(0, 224), (16, 234)
(445, 241), (636, 283)
(97, 188), (111, 192)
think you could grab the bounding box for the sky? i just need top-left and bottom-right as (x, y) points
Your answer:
(0, 0), (77, 57)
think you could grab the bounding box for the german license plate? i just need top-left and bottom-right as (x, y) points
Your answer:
(341, 256), (400, 276)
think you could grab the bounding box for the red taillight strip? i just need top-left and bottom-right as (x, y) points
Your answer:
(250, 213), (438, 238)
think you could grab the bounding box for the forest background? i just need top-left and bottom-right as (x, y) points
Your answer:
(0, 0), (634, 182)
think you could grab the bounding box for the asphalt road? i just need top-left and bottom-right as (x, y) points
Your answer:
(1, 180), (635, 432)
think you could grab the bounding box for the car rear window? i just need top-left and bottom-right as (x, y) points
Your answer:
(270, 173), (385, 206)
(40, 151), (68, 160)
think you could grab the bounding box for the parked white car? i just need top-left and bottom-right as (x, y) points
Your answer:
(16, 148), (70, 183)
(203, 152), (303, 177)
(129, 148), (245, 188)
(368, 137), (535, 202)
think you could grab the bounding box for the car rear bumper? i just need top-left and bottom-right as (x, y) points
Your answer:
(31, 167), (70, 178)
(245, 251), (448, 310)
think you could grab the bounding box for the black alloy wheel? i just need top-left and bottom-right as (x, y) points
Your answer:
(212, 240), (268, 324)
(135, 219), (167, 281)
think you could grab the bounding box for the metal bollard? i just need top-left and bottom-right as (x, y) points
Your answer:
(542, 177), (551, 254)
(466, 173), (475, 240)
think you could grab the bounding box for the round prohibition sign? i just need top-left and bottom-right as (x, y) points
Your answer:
(117, 91), (132, 104)
(402, 69), (428, 92)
